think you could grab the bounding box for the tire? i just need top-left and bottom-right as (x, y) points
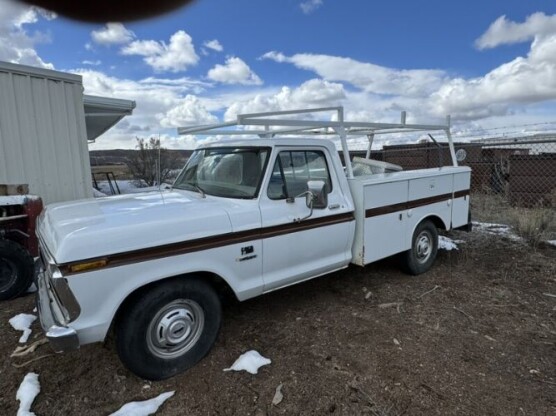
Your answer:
(116, 277), (221, 380)
(401, 220), (439, 276)
(0, 239), (35, 301)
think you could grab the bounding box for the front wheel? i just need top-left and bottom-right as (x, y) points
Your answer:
(0, 239), (35, 301)
(400, 220), (438, 275)
(116, 277), (221, 380)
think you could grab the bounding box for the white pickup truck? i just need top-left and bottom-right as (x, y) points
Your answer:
(36, 108), (471, 380)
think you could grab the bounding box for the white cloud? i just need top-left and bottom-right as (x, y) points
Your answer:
(122, 40), (162, 56)
(476, 12), (556, 50)
(12, 6), (55, 27)
(207, 57), (262, 85)
(291, 78), (345, 103)
(159, 95), (218, 127)
(139, 76), (213, 94)
(261, 51), (446, 97)
(74, 68), (220, 149)
(89, 132), (212, 151)
(224, 78), (345, 120)
(77, 69), (209, 118)
(82, 59), (101, 66)
(80, 13), (556, 149)
(0, 0), (54, 68)
(91, 23), (135, 45)
(262, 32), (556, 121)
(203, 39), (223, 52)
(300, 0), (323, 14)
(121, 30), (199, 73)
(431, 34), (556, 119)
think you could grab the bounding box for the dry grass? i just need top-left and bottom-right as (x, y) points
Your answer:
(509, 207), (555, 248)
(471, 191), (556, 246)
(470, 190), (514, 224)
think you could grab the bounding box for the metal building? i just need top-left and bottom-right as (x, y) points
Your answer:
(0, 61), (135, 205)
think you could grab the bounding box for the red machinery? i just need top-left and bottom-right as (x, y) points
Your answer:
(0, 185), (43, 300)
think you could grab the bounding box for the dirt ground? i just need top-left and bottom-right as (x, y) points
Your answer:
(1, 230), (555, 416)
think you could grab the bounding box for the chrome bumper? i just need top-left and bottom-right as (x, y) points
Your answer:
(36, 271), (80, 352)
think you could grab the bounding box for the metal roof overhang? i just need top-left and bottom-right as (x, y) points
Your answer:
(84, 95), (136, 141)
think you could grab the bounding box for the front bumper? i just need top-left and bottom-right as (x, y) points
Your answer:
(36, 270), (79, 352)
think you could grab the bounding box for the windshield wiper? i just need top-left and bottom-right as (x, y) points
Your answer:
(176, 182), (206, 198)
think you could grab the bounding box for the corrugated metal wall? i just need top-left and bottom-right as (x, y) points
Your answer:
(0, 63), (93, 205)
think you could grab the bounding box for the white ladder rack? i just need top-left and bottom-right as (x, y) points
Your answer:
(177, 107), (456, 179)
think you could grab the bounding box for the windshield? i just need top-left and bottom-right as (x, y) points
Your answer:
(173, 147), (270, 199)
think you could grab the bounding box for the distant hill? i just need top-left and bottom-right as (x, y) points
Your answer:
(89, 149), (194, 167)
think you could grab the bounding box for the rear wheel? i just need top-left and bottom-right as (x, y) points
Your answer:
(116, 277), (221, 380)
(0, 239), (35, 301)
(401, 220), (438, 275)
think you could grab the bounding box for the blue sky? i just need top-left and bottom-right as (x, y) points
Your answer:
(1, 0), (556, 149)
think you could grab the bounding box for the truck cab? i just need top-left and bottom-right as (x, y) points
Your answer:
(171, 139), (356, 293)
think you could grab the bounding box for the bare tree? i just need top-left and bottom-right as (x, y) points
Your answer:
(126, 137), (182, 186)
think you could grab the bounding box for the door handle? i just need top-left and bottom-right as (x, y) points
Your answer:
(328, 203), (340, 210)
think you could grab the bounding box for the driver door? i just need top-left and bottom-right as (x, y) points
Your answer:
(259, 148), (353, 292)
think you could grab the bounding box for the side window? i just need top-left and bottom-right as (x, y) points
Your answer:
(267, 150), (332, 200)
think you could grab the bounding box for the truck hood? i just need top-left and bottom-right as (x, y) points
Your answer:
(38, 191), (233, 264)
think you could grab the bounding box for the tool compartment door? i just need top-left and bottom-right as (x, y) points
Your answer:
(361, 180), (409, 264)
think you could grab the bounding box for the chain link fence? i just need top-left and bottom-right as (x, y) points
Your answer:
(345, 135), (556, 244)
(346, 135), (556, 208)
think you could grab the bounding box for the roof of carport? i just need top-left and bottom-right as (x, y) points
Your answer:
(84, 95), (136, 141)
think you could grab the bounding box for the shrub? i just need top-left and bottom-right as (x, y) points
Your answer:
(510, 207), (555, 248)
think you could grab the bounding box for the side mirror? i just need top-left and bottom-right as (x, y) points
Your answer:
(306, 180), (327, 209)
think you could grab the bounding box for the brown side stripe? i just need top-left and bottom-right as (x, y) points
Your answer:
(454, 190), (470, 199)
(366, 190), (470, 218)
(59, 211), (355, 275)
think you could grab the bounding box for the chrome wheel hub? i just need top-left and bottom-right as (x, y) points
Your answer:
(146, 299), (205, 359)
(415, 232), (432, 264)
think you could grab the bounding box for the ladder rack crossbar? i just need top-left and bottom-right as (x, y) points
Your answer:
(176, 107), (457, 177)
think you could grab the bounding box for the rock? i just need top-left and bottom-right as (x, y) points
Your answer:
(272, 383), (283, 406)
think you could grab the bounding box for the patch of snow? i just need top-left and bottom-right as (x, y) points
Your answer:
(16, 372), (40, 416)
(9, 313), (36, 343)
(109, 391), (175, 416)
(95, 180), (143, 195)
(0, 195), (30, 206)
(439, 236), (458, 251)
(547, 240), (556, 247)
(95, 180), (171, 196)
(125, 186), (164, 194)
(224, 350), (271, 375)
(92, 188), (107, 198)
(472, 221), (522, 242)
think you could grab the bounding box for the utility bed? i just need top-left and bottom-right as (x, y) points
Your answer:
(349, 166), (471, 265)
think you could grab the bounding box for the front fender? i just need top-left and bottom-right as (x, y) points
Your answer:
(64, 246), (263, 345)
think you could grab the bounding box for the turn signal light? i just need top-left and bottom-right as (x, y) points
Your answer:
(69, 259), (108, 273)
